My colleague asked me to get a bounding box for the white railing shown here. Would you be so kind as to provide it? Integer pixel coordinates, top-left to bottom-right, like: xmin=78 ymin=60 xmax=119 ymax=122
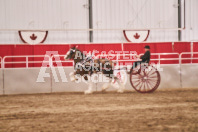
xmin=1 ymin=52 xmax=198 ymax=68
xmin=178 ymin=52 xmax=198 ymax=88
xmin=179 ymin=52 xmax=198 ymax=64
xmin=139 ymin=53 xmax=180 ymax=64
xmin=51 ymin=55 xmax=74 ymax=66
xmin=3 ymin=55 xmax=51 ymax=68
xmin=96 ymin=53 xmax=180 ymax=65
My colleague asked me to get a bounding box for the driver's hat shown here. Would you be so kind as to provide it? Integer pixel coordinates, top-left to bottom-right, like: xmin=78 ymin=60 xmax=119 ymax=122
xmin=144 ymin=45 xmax=150 ymax=49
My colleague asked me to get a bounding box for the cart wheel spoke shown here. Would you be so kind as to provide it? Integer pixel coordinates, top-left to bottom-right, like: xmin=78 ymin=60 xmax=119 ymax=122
xmin=130 ymin=65 xmax=160 ymax=93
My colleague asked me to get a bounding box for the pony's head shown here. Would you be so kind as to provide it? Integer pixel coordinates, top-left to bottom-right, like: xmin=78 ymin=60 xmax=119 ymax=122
xmin=65 ymin=47 xmax=77 ymax=60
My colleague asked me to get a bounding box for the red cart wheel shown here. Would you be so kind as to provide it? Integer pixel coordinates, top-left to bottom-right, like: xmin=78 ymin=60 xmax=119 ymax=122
xmin=130 ymin=65 xmax=161 ymax=93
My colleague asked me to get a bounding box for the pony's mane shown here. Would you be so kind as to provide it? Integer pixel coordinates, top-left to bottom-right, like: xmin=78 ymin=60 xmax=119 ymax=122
xmin=72 ymin=47 xmax=86 ymax=61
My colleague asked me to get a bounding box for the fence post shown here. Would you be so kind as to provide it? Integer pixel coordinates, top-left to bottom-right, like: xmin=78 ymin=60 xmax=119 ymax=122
xmin=179 ymin=53 xmax=182 ymax=88
xmin=121 ymin=43 xmax=124 ymax=52
xmin=172 ymin=42 xmax=174 ymax=51
xmin=1 ymin=57 xmax=5 ymax=95
xmin=26 ymin=57 xmax=28 ymax=68
xmin=2 ymin=57 xmax=5 ymax=69
xmin=191 ymin=42 xmax=193 ymax=63
xmin=50 ymin=56 xmax=53 ymax=67
xmin=116 ymin=54 xmax=119 ymax=66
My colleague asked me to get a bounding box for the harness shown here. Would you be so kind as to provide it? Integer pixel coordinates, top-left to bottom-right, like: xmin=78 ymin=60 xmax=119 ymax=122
xmin=75 ymin=51 xmax=95 ymax=72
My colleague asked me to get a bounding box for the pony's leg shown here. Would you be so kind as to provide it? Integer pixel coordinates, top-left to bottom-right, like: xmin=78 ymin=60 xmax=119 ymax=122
xmin=101 ymin=78 xmax=112 ymax=92
xmin=114 ymin=77 xmax=125 ymax=93
xmin=69 ymin=71 xmax=76 ymax=82
xmin=84 ymin=74 xmax=95 ymax=94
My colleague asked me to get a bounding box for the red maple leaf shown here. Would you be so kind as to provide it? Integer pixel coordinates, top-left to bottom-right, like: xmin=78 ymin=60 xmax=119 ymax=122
xmin=134 ymin=33 xmax=140 ymax=39
xmin=30 ymin=34 xmax=37 ymax=40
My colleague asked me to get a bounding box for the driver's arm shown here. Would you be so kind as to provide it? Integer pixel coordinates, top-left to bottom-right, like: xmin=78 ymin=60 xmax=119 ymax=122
xmin=140 ymin=51 xmax=150 ymax=62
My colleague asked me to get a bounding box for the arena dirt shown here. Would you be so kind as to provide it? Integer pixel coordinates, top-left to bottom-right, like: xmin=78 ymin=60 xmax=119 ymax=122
xmin=0 ymin=88 xmax=198 ymax=132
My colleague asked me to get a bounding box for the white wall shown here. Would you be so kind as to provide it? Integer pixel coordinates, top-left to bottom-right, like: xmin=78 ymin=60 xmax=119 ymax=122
xmin=181 ymin=64 xmax=198 ymax=88
xmin=0 ymin=0 xmax=89 ymax=43
xmin=92 ymin=0 xmax=179 ymax=42
xmin=1 ymin=64 xmax=198 ymax=95
xmin=3 ymin=68 xmax=51 ymax=94
xmin=0 ymin=0 xmax=197 ymax=43
xmin=182 ymin=0 xmax=198 ymax=41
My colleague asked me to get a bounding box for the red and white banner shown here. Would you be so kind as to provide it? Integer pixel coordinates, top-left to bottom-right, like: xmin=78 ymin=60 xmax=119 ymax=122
xmin=123 ymin=30 xmax=150 ymax=43
xmin=19 ymin=30 xmax=48 ymax=44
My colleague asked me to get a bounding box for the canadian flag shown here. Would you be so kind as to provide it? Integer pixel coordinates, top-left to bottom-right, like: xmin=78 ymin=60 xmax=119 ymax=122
xmin=123 ymin=30 xmax=150 ymax=43
xmin=19 ymin=31 xmax=48 ymax=44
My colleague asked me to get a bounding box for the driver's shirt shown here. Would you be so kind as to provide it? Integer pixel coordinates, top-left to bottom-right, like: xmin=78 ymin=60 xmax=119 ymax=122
xmin=140 ymin=51 xmax=150 ymax=63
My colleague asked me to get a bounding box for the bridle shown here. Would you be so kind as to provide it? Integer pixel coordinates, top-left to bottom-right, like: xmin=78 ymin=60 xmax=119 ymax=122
xmin=65 ymin=48 xmax=76 ymax=59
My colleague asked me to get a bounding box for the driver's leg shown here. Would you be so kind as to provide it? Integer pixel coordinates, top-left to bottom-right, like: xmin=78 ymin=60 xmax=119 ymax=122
xmin=130 ymin=61 xmax=142 ymax=73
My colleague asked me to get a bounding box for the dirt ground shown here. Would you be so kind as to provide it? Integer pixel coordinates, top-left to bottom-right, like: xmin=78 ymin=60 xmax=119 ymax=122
xmin=0 ymin=88 xmax=198 ymax=132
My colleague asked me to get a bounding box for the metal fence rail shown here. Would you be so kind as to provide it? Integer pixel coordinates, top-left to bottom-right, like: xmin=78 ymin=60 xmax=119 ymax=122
xmin=0 ymin=57 xmax=2 ymax=68
xmin=179 ymin=52 xmax=198 ymax=64
xmin=3 ymin=55 xmax=51 ymax=68
xmin=144 ymin=53 xmax=180 ymax=64
xmin=51 ymin=55 xmax=74 ymax=67
xmin=1 ymin=52 xmax=198 ymax=69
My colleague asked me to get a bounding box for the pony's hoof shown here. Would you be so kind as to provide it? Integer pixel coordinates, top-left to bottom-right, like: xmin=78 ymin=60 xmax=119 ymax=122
xmin=101 ymin=86 xmax=107 ymax=91
xmin=101 ymin=88 xmax=106 ymax=93
xmin=70 ymin=78 xmax=75 ymax=82
xmin=69 ymin=72 xmax=76 ymax=82
xmin=117 ymin=89 xmax=124 ymax=93
xmin=84 ymin=90 xmax=93 ymax=94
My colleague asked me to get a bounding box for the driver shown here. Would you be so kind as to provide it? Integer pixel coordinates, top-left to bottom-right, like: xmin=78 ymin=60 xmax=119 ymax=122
xmin=131 ymin=45 xmax=151 ymax=71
